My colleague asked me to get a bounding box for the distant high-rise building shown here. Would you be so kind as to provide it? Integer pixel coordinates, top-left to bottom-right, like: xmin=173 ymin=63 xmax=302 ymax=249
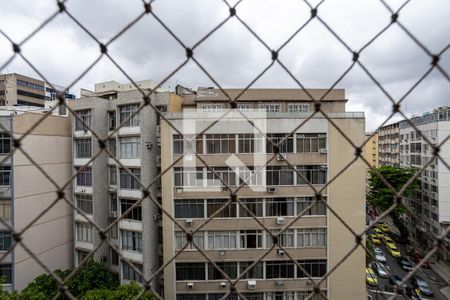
xmin=399 ymin=106 xmax=450 ymax=260
xmin=364 ymin=132 xmax=379 ymax=168
xmin=0 ymin=107 xmax=73 ymax=291
xmin=71 ymin=80 xmax=183 ymax=292
xmin=161 ymin=87 xmax=366 ymax=299
xmin=378 ymin=122 xmax=400 ymax=167
xmin=0 ymin=73 xmax=75 ymax=107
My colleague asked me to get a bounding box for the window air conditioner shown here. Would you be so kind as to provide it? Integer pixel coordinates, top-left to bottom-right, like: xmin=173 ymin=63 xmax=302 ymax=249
xmin=109 ymin=211 xmax=118 ymax=219
xmin=277 ymin=249 xmax=285 ymax=256
xmin=220 ymin=282 xmax=227 ymax=288
xmin=276 ymin=217 xmax=285 ymax=225
xmin=319 ymin=148 xmax=327 ymax=154
xmin=276 ymin=153 xmax=286 ymax=161
xmin=276 ymin=280 xmax=284 ymax=286
xmin=267 ymin=187 xmax=277 ymax=193
xmin=247 ymin=280 xmax=256 ymax=289
xmin=187 ymin=282 xmax=194 ymax=288
xmin=186 ymin=218 xmax=193 ymax=225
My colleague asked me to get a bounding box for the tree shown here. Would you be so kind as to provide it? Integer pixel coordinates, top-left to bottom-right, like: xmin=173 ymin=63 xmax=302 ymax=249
xmin=367 ymin=166 xmax=419 ymax=244
xmin=82 ymin=282 xmax=157 ymax=300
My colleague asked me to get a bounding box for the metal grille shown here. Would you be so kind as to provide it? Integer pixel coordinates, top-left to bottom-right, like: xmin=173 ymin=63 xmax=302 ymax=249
xmin=0 ymin=0 xmax=449 ymax=299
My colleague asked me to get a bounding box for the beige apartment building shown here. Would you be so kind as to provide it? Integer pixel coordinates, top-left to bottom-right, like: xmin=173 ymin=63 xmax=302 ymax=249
xmin=161 ymin=87 xmax=366 ymax=299
xmin=378 ymin=122 xmax=400 ymax=167
xmin=364 ymin=132 xmax=379 ymax=168
xmin=0 ymin=108 xmax=73 ymax=291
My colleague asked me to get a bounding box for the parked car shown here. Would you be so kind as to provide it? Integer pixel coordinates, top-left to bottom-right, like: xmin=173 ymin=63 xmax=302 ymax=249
xmin=378 ymin=223 xmax=390 ymax=233
xmin=370 ymin=234 xmax=381 ymax=245
xmin=382 ymin=235 xmax=394 ymax=244
xmin=407 ymin=249 xmax=431 ymax=269
xmin=386 ymin=243 xmax=401 ymax=257
xmin=373 ymin=228 xmax=384 ymax=238
xmin=372 ymin=262 xmax=388 ymax=278
xmin=410 ymin=275 xmax=433 ymax=296
xmin=374 ymin=247 xmax=386 ymax=263
xmin=366 ymin=267 xmax=378 ymax=286
xmin=389 ymin=275 xmax=407 ymax=288
xmin=396 ymin=256 xmax=413 ymax=271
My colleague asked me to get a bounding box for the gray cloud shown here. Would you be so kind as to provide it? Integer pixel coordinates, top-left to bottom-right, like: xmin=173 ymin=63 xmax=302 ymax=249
xmin=0 ymin=0 xmax=448 ymax=132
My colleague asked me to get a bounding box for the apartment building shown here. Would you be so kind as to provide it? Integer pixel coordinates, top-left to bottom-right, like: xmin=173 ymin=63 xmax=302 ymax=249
xmin=0 ymin=73 xmax=75 ymax=107
xmin=161 ymin=87 xmax=366 ymax=299
xmin=0 ymin=108 xmax=73 ymax=291
xmin=399 ymin=107 xmax=450 ymax=260
xmin=363 ymin=132 xmax=379 ymax=168
xmin=72 ymin=80 xmax=182 ymax=291
xmin=378 ymin=122 xmax=400 ymax=167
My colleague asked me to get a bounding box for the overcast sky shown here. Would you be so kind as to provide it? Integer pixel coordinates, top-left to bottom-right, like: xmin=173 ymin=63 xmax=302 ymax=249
xmin=0 ymin=0 xmax=449 ymax=131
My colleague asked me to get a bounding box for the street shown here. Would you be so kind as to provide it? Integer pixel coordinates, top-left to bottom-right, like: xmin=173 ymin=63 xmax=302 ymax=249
xmin=367 ymin=237 xmax=448 ymax=299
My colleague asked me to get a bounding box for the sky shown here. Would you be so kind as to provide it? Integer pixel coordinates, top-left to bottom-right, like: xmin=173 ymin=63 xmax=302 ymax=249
xmin=0 ymin=0 xmax=449 ymax=131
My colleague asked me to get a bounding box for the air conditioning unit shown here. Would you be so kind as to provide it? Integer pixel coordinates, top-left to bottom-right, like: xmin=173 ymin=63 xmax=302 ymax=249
xmin=247 ymin=280 xmax=256 ymax=289
xmin=276 ymin=217 xmax=285 ymax=225
xmin=156 ymin=186 xmax=162 ymax=193
xmin=267 ymin=186 xmax=277 ymax=193
xmin=110 ymin=187 xmax=117 ymax=192
xmin=220 ymin=282 xmax=227 ymax=288
xmin=276 ymin=280 xmax=284 ymax=286
xmin=176 ymin=188 xmax=183 ymax=194
xmin=319 ymin=148 xmax=327 ymax=154
xmin=109 ymin=211 xmax=118 ymax=219
xmin=186 ymin=218 xmax=193 ymax=225
xmin=276 ymin=153 xmax=286 ymax=161
xmin=277 ymin=249 xmax=285 ymax=256
xmin=187 ymin=282 xmax=194 ymax=289
xmin=153 ymin=213 xmax=161 ymax=221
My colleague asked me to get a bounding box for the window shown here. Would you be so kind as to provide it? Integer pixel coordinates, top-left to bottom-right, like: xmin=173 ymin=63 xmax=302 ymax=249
xmin=297 ymin=291 xmax=327 ymax=300
xmin=176 ymin=262 xmax=206 ymax=280
xmin=76 ymin=250 xmax=91 ymax=266
xmin=0 ymin=133 xmax=11 ymax=154
xmin=119 ymin=104 xmax=140 ymax=127
xmin=259 ymin=104 xmax=281 ymax=113
xmin=121 ymin=199 xmax=142 ymax=221
xmin=75 ymin=109 xmax=91 ymax=131
xmin=267 ymin=292 xmax=296 ymax=300
xmin=207 ymin=167 xmax=236 ymax=186
xmin=16 ymin=79 xmax=44 ymax=91
xmin=156 ymin=105 xmax=167 ymax=125
xmin=297 ymin=260 xmax=327 ymax=278
xmin=240 ymin=230 xmax=263 ymax=249
xmin=119 ymin=136 xmax=140 ymax=159
xmin=173 ymin=135 xmax=203 ymax=155
xmin=266 ymin=198 xmax=294 ymax=216
xmin=200 ymin=104 xmax=222 ymax=112
xmin=208 ymin=262 xmax=237 ymax=280
xmin=110 ymin=193 xmax=117 ymax=212
xmin=237 ymin=103 xmax=253 ymax=111
xmin=267 ymin=229 xmax=294 ymax=248
xmin=109 ymin=166 xmax=117 ymax=185
xmin=108 ymin=139 xmax=116 ymax=157
xmin=238 ymin=134 xmax=263 ymax=153
xmin=0 ymin=264 xmax=12 ymax=284
xmin=175 ymin=199 xmax=204 ymax=218
xmin=205 ymin=134 xmax=235 ymax=154
xmin=110 ymin=247 xmax=119 ymax=265
xmin=297 ymin=165 xmax=327 ymax=185
xmin=108 ymin=111 xmax=116 ymax=131
xmin=207 ymin=199 xmax=236 ymax=218
xmin=74 ymin=138 xmax=92 ymax=158
xmin=239 ymin=199 xmax=263 ymax=217
xmin=177 ymin=295 xmax=206 ymax=300
xmin=76 ymin=166 xmax=92 ymax=186
xmin=297 ymin=134 xmax=326 ymax=153
xmin=175 ymin=231 xmax=204 ymax=250
xmin=119 ymin=168 xmax=141 ymax=190
xmin=0 ymin=166 xmax=11 ymax=186
xmin=122 ymin=261 xmax=143 ymax=283
xmin=288 ymin=104 xmax=309 ymax=112
xmin=297 ymin=197 xmax=326 ymax=215
xmin=266 ymin=166 xmax=294 ymax=186
xmin=207 ymin=231 xmax=237 ymax=249
xmin=297 ymin=229 xmax=327 ymax=247
xmin=0 ymin=200 xmax=11 ymax=221
xmin=239 ymin=262 xmax=263 ymax=279
xmin=266 ymin=134 xmax=294 ymax=153
xmin=0 ymin=232 xmax=12 ymax=251
xmin=173 ymin=134 xmax=184 ymax=155
xmin=76 ymin=222 xmax=93 ymax=242
xmin=109 ymin=221 xmax=118 ymax=239
xmin=266 ymin=261 xmax=295 ymax=279
xmin=239 ymin=166 xmax=263 ymax=187
xmin=174 ymin=167 xmax=203 ymax=187
xmin=121 ymin=230 xmax=143 ymax=252
xmin=75 ymin=194 xmax=93 ymax=214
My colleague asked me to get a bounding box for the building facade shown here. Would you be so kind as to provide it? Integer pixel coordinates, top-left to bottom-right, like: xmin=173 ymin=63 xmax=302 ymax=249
xmin=161 ymin=88 xmax=366 ymax=299
xmin=72 ymin=80 xmax=182 ymax=292
xmin=378 ymin=122 xmax=400 ymax=167
xmin=364 ymin=132 xmax=379 ymax=168
xmin=399 ymin=107 xmax=450 ymax=259
xmin=0 ymin=109 xmax=73 ymax=291
xmin=0 ymin=73 xmax=75 ymax=107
